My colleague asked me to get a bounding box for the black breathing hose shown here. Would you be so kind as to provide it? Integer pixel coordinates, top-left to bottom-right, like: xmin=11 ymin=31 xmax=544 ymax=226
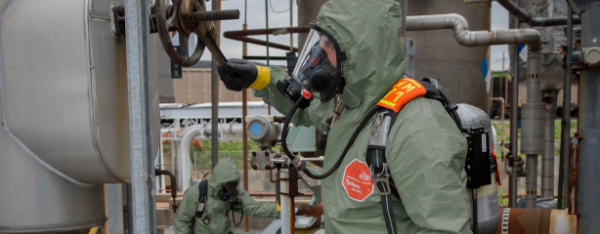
xmin=281 ymin=97 xmax=381 ymax=180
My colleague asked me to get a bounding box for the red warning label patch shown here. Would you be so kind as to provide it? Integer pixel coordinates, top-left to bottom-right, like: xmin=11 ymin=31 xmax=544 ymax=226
xmin=342 ymin=159 xmax=374 ymax=202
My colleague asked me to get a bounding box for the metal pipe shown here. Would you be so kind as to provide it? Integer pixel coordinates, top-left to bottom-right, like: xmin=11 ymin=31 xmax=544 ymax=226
xmin=525 ymin=154 xmax=538 ymax=209
xmin=405 ymin=14 xmax=541 ymax=51
xmin=243 ymin=17 xmax=250 ymax=233
xmin=522 ymin=54 xmax=544 ymax=209
xmin=496 ymin=0 xmax=581 ymax=26
xmin=577 ymin=2 xmax=600 ymax=233
xmin=211 ymin=0 xmax=220 ymax=170
xmin=542 ymin=90 xmax=558 ymax=198
xmin=249 ymin=192 xmax=314 ymax=197
xmin=400 ymin=0 xmax=407 ymax=36
xmin=154 ymin=169 xmax=178 ymax=213
xmin=265 ymin=0 xmax=269 ymax=66
xmin=510 ymin=2 xmax=520 ymax=207
xmin=189 ymin=9 xmax=240 ymax=22
xmin=557 ymin=2 xmax=574 ymax=210
xmin=280 ymin=170 xmax=291 ymax=234
xmin=496 ymin=208 xmax=577 ymax=233
xmin=223 ymin=26 xmax=310 ymax=52
xmin=124 ymin=0 xmax=156 ymax=232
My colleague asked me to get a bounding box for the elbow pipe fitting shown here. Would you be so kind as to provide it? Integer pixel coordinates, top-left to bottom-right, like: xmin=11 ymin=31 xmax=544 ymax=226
xmin=155 ymin=169 xmax=179 ymax=213
xmin=406 ymin=14 xmax=541 ymax=52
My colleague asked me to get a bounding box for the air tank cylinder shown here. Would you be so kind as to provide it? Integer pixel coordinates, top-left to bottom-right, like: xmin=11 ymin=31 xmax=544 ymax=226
xmin=457 ymin=104 xmax=500 ymax=234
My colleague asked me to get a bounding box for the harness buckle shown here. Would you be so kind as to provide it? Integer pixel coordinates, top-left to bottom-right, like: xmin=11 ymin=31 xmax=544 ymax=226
xmin=370 ymin=163 xmax=392 ymax=196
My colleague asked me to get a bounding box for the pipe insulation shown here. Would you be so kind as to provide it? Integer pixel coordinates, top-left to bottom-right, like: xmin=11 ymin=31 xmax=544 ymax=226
xmin=405 ymin=14 xmax=541 ymax=51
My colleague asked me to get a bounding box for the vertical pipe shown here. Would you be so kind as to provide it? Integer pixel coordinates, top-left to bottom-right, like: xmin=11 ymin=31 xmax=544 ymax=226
xmin=557 ymin=2 xmax=573 ymax=210
xmin=124 ymin=0 xmax=156 ymax=232
xmin=510 ymin=0 xmax=520 ymax=207
xmin=242 ymin=5 xmax=250 ymax=230
xmin=290 ymin=0 xmax=293 ymax=52
xmin=542 ymin=90 xmax=558 ymax=198
xmin=265 ymin=0 xmax=270 ymax=66
xmin=577 ymin=2 xmax=600 ymax=233
xmin=401 ymin=0 xmax=407 ymax=37
xmin=211 ymin=0 xmax=220 ymax=169
xmin=525 ymin=154 xmax=537 ymax=208
xmin=522 ymin=55 xmax=544 ymax=209
xmin=280 ymin=170 xmax=291 ymax=234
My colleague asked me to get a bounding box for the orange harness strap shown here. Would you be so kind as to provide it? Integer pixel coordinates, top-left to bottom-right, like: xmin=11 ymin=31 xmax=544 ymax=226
xmin=377 ymin=78 xmax=427 ymax=113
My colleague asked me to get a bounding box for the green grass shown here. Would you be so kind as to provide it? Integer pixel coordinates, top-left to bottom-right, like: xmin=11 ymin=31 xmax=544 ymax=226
xmin=186 ymin=139 xmax=282 ymax=170
xmin=491 ymin=120 xmax=578 ymax=156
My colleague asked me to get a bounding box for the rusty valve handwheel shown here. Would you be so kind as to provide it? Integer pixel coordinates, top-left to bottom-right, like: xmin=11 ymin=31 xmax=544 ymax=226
xmin=155 ymin=0 xmax=213 ymax=67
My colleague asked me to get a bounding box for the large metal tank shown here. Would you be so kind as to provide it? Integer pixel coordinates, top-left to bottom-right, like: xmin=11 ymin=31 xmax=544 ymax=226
xmin=0 ymin=0 xmax=161 ymax=231
xmin=299 ymin=0 xmax=491 ymax=110
xmin=510 ymin=0 xmax=568 ymax=90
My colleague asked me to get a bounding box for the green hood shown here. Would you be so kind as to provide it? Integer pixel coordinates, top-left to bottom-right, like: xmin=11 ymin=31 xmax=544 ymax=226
xmin=208 ymin=158 xmax=240 ymax=198
xmin=316 ymin=0 xmax=406 ymax=110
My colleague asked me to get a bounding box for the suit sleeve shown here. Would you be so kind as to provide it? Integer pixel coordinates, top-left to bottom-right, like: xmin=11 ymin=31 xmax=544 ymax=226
xmin=232 ymin=188 xmax=280 ymax=218
xmin=174 ymin=186 xmax=198 ymax=234
xmin=252 ymin=66 xmax=336 ymax=132
xmin=386 ymin=98 xmax=472 ymax=234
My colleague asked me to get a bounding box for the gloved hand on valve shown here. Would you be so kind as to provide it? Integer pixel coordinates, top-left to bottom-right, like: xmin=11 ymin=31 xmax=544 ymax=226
xmin=217 ymin=58 xmax=270 ymax=91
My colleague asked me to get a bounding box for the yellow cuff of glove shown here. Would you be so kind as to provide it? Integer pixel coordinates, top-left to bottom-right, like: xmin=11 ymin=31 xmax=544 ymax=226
xmin=249 ymin=66 xmax=270 ymax=91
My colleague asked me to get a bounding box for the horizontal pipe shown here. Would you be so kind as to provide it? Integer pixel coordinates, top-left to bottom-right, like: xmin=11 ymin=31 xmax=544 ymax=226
xmin=223 ymin=26 xmax=309 ymax=52
xmin=189 ymin=9 xmax=240 ymax=22
xmin=405 ymin=14 xmax=541 ymax=51
xmin=243 ymin=56 xmax=288 ymax=60
xmin=249 ymin=192 xmax=314 ymax=197
xmin=496 ymin=0 xmax=581 ymax=26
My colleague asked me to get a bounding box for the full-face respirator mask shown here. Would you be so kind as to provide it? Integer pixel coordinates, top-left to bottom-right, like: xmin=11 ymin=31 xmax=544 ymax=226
xmin=276 ymin=23 xmax=345 ymax=110
xmin=219 ymin=180 xmax=244 ymax=227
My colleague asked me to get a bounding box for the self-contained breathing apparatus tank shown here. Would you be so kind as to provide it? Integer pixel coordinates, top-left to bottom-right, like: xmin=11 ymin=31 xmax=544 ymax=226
xmin=456 ymin=103 xmax=500 ymax=234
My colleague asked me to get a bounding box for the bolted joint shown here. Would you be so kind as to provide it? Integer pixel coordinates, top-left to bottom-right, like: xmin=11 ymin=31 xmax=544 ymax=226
xmin=291 ymin=157 xmax=306 ymax=171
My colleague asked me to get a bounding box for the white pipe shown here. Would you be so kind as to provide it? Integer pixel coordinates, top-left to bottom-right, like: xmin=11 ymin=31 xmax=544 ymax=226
xmin=177 ymin=126 xmax=202 ymax=191
xmin=406 ymin=13 xmax=541 ymax=51
xmin=280 ymin=170 xmax=291 ymax=234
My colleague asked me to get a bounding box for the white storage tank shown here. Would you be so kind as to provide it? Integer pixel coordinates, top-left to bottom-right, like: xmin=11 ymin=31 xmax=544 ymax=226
xmin=0 ymin=0 xmax=162 ymax=231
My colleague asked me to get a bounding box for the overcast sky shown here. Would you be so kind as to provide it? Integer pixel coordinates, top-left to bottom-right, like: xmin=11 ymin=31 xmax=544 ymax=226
xmin=188 ymin=1 xmax=510 ymax=71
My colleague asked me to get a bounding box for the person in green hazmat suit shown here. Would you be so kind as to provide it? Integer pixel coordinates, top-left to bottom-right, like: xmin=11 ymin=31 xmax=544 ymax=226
xmin=174 ymin=158 xmax=279 ymax=234
xmin=217 ymin=0 xmax=472 ymax=233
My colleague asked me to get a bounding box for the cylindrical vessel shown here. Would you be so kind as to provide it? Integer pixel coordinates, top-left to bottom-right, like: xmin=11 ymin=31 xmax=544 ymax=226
xmin=457 ymin=104 xmax=500 ymax=234
xmin=520 ymin=102 xmax=545 ymax=155
xmin=0 ymin=0 xmax=161 ymax=231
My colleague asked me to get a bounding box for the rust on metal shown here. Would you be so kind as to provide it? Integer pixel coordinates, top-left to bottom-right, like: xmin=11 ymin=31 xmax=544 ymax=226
xmin=223 ymin=26 xmax=310 ymax=52
xmin=549 ymin=209 xmax=578 ymax=234
xmin=155 ymin=169 xmax=179 ymax=213
xmin=496 ymin=208 xmax=551 ymax=234
xmin=568 ymin=133 xmax=582 ymax=215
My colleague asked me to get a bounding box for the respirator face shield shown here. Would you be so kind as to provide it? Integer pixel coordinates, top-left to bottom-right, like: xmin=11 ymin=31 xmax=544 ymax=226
xmin=219 ymin=181 xmax=240 ymax=201
xmin=292 ymin=24 xmax=344 ymax=103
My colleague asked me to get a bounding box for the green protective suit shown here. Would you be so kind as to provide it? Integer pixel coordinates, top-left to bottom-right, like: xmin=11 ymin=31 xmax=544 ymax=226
xmin=252 ymin=0 xmax=472 ymax=233
xmin=174 ymin=158 xmax=279 ymax=234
